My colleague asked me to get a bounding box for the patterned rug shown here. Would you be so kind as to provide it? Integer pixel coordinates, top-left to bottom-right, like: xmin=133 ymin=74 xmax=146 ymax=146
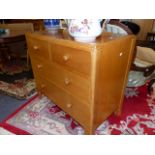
xmin=0 ymin=57 xmax=36 ymax=99
xmin=1 ymin=83 xmax=155 ymax=135
xmin=0 ymin=79 xmax=36 ymax=99
xmin=0 ymin=127 xmax=14 ymax=135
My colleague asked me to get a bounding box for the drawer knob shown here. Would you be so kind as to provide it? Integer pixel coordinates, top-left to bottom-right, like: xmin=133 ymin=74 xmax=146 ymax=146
xmin=119 ymin=52 xmax=123 ymax=57
xmin=66 ymin=103 xmax=72 ymax=108
xmin=63 ymin=54 xmax=70 ymax=61
xmin=33 ymin=45 xmax=39 ymax=50
xmin=64 ymin=78 xmax=71 ymax=85
xmin=37 ymin=64 xmax=43 ymax=69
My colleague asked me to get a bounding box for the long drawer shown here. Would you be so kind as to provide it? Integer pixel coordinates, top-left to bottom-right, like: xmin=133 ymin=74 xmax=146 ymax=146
xmin=30 ymin=57 xmax=91 ymax=103
xmin=27 ymin=37 xmax=50 ymax=60
xmin=50 ymin=43 xmax=91 ymax=76
xmin=35 ymin=76 xmax=91 ymax=127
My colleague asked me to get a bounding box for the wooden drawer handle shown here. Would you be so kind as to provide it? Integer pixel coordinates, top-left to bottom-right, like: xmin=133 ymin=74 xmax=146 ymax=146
xmin=37 ymin=64 xmax=43 ymax=69
xmin=66 ymin=103 xmax=72 ymax=108
xmin=33 ymin=45 xmax=39 ymax=50
xmin=119 ymin=52 xmax=123 ymax=57
xmin=63 ymin=54 xmax=70 ymax=62
xmin=64 ymin=78 xmax=71 ymax=85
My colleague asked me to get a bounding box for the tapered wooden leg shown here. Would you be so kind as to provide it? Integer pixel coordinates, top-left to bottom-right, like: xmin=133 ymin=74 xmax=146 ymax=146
xmin=37 ymin=91 xmax=43 ymax=98
xmin=84 ymin=126 xmax=95 ymax=135
xmin=114 ymin=108 xmax=122 ymax=116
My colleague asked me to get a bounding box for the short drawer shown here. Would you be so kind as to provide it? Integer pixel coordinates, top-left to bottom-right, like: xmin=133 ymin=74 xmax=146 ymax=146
xmin=35 ymin=77 xmax=91 ymax=127
xmin=31 ymin=57 xmax=90 ymax=103
xmin=50 ymin=44 xmax=91 ymax=76
xmin=27 ymin=38 xmax=50 ymax=59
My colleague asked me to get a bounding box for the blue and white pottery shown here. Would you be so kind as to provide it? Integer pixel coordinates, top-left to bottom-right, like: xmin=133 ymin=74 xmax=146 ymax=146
xmin=44 ymin=19 xmax=60 ymax=33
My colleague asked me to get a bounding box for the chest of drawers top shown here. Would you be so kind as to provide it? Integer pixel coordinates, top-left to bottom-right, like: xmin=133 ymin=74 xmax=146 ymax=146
xmin=26 ymin=29 xmax=128 ymax=48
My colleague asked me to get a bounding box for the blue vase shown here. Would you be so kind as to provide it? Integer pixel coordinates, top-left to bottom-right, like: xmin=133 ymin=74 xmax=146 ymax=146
xmin=44 ymin=19 xmax=60 ymax=29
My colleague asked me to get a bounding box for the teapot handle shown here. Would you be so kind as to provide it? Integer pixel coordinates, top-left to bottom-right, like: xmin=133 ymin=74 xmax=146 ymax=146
xmin=101 ymin=19 xmax=110 ymax=29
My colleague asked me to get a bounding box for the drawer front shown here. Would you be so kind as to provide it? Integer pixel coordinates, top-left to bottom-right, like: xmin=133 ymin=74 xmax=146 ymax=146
xmin=35 ymin=77 xmax=91 ymax=127
xmin=51 ymin=44 xmax=91 ymax=76
xmin=30 ymin=57 xmax=90 ymax=103
xmin=27 ymin=38 xmax=50 ymax=59
xmin=30 ymin=56 xmax=44 ymax=79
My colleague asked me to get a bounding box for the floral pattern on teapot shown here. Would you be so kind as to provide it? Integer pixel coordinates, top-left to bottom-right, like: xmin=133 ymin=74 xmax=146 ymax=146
xmin=70 ymin=19 xmax=93 ymax=34
xmin=68 ymin=19 xmax=103 ymax=42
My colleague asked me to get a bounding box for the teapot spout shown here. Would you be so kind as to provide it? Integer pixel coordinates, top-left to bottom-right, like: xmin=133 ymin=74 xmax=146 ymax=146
xmin=64 ymin=19 xmax=72 ymax=28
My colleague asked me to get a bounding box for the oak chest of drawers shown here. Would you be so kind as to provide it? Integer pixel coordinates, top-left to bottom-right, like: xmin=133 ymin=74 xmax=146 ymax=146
xmin=26 ymin=30 xmax=136 ymax=134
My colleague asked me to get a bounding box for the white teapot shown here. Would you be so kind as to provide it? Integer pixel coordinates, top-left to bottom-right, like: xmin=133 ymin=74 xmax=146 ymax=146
xmin=67 ymin=19 xmax=103 ymax=43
